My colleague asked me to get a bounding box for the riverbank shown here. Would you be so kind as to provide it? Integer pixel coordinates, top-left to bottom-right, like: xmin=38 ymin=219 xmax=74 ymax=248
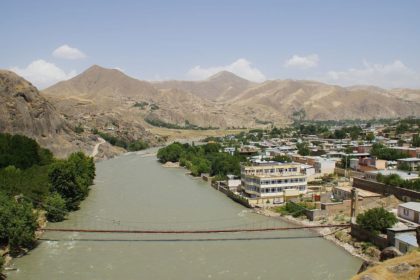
xmin=254 ymin=208 xmax=378 ymax=262
xmin=159 ymin=159 xmax=375 ymax=263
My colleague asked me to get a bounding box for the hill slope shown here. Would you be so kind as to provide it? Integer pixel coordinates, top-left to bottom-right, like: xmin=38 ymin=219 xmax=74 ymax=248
xmin=154 ymin=71 xmax=255 ymax=101
xmin=0 ymin=70 xmax=94 ymax=157
xmin=43 ymin=65 xmax=420 ymax=132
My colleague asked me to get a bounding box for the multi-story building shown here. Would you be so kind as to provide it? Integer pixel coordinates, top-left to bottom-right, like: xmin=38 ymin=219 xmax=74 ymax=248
xmin=241 ymin=162 xmax=307 ymax=204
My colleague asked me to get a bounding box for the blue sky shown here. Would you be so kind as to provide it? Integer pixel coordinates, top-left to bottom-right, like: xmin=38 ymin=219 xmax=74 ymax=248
xmin=1 ymin=0 xmax=419 ymax=89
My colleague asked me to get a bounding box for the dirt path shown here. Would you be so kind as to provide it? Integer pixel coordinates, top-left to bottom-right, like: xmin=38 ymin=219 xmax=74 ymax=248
xmin=91 ymin=137 xmax=106 ymax=157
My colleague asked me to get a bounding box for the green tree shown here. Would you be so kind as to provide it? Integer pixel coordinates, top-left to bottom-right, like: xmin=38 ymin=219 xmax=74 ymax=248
xmin=49 ymin=152 xmax=95 ymax=210
xmin=44 ymin=192 xmax=68 ymax=222
xmin=356 ymin=207 xmax=398 ymax=234
xmin=396 ymin=123 xmax=409 ymax=134
xmin=0 ymin=133 xmax=41 ymax=169
xmin=412 ymin=134 xmax=420 ymax=148
xmin=0 ymin=192 xmax=37 ymax=256
xmin=333 ymin=129 xmax=347 ymax=139
xmin=296 ymin=142 xmax=310 ymax=156
xmin=365 ymin=132 xmax=375 ymax=142
xmin=128 ymin=140 xmax=149 ymax=151
xmin=157 ymin=142 xmax=184 ymax=163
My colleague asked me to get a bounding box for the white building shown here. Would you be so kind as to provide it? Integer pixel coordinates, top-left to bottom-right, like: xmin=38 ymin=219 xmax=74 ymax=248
xmin=398 ymin=202 xmax=420 ymax=224
xmin=241 ymin=162 xmax=307 ymax=204
xmin=395 ymin=233 xmax=419 ymax=253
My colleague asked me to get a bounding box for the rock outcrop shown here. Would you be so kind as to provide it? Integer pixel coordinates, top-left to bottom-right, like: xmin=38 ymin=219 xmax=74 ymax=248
xmin=0 ymin=70 xmax=94 ymax=158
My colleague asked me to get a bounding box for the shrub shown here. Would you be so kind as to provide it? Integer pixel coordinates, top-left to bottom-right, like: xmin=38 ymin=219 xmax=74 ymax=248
xmin=356 ymin=207 xmax=398 ymax=234
xmin=44 ymin=193 xmax=68 ymax=222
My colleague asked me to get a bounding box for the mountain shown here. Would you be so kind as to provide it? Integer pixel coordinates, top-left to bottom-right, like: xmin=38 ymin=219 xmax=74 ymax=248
xmin=43 ymin=66 xmax=249 ymax=142
xmin=154 ymin=71 xmax=255 ymax=101
xmin=0 ymin=70 xmax=95 ymax=157
xmin=46 ymin=65 xmax=158 ymax=99
xmin=43 ymin=65 xmax=420 ymax=133
xmin=228 ymin=79 xmax=420 ymax=120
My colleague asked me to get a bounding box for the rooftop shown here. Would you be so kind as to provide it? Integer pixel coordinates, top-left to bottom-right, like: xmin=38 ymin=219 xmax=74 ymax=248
xmin=398 ymin=158 xmax=420 ymax=162
xmin=399 ymin=202 xmax=420 ymax=212
xmin=395 ymin=233 xmax=419 ymax=247
xmin=367 ymin=169 xmax=419 ymax=180
xmin=334 ymin=186 xmax=381 ymax=198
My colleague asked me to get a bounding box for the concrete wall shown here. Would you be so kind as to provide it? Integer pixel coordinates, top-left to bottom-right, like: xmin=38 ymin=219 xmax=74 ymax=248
xmin=304 ymin=209 xmax=328 ymax=221
xmin=353 ymin=177 xmax=420 ymax=201
xmin=321 ymin=200 xmax=352 ymax=216
xmin=350 ymin=224 xmax=389 ymax=249
xmin=334 ymin=167 xmax=365 ymax=178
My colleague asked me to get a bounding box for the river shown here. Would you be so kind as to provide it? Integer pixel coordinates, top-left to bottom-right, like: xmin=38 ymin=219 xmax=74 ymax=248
xmin=7 ymin=150 xmax=362 ymax=279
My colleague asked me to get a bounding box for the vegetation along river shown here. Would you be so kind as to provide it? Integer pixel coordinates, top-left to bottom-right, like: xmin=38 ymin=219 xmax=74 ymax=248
xmin=7 ymin=150 xmax=362 ymax=279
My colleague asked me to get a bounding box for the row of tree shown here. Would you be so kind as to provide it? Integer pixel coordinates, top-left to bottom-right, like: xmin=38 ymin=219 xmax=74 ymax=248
xmin=376 ymin=173 xmax=420 ymax=192
xmin=370 ymin=143 xmax=409 ymax=161
xmin=157 ymin=142 xmax=246 ymax=178
xmin=0 ymin=133 xmax=96 ymax=256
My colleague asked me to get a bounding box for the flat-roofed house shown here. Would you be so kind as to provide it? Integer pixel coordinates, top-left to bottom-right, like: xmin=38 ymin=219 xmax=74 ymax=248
xmin=397 ymin=158 xmax=420 ymax=171
xmin=398 ymin=202 xmax=420 ymax=224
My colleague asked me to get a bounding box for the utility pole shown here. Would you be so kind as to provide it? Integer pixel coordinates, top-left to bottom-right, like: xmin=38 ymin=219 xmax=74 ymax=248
xmin=350 ymin=187 xmax=358 ymax=223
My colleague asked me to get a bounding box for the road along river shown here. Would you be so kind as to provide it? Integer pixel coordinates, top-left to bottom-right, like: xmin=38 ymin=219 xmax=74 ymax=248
xmin=7 ymin=150 xmax=362 ymax=280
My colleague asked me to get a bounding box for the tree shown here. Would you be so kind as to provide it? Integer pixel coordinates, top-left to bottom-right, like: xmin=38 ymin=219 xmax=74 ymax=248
xmin=396 ymin=123 xmax=409 ymax=134
xmin=399 ymin=162 xmax=412 ymax=172
xmin=128 ymin=140 xmax=149 ymax=151
xmin=333 ymin=129 xmax=347 ymax=139
xmin=365 ymin=132 xmax=375 ymax=142
xmin=296 ymin=142 xmax=310 ymax=156
xmin=0 ymin=133 xmax=41 ymax=169
xmin=48 ymin=152 xmax=95 ymax=210
xmin=0 ymin=192 xmax=37 ymax=256
xmin=412 ymin=134 xmax=420 ymax=148
xmin=44 ymin=193 xmax=68 ymax=222
xmin=157 ymin=142 xmax=184 ymax=163
xmin=356 ymin=207 xmax=398 ymax=234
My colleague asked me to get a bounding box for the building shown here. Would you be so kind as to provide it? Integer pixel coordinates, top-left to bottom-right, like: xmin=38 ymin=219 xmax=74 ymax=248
xmin=397 ymin=158 xmax=420 ymax=171
xmin=390 ymin=147 xmax=419 ymax=158
xmin=332 ymin=186 xmax=381 ymax=201
xmin=313 ymin=158 xmax=336 ymax=175
xmin=241 ymin=161 xmax=307 ymax=204
xmin=355 ymin=157 xmax=387 ymax=172
xmin=395 ymin=233 xmax=419 ymax=253
xmin=224 ymin=147 xmax=235 ymax=156
xmin=398 ymin=202 xmax=420 ymax=224
xmin=225 ymin=175 xmax=241 ymax=192
xmin=365 ymin=170 xmax=419 ymax=181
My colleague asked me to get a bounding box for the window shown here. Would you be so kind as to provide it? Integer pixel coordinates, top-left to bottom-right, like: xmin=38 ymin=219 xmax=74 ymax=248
xmin=403 ymin=208 xmax=410 ymax=216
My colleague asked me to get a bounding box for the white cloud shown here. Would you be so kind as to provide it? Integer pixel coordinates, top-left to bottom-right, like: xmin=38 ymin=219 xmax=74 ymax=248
xmin=186 ymin=58 xmax=266 ymax=82
xmin=11 ymin=59 xmax=77 ymax=89
xmin=322 ymin=60 xmax=420 ymax=88
xmin=52 ymin=44 xmax=86 ymax=60
xmin=284 ymin=54 xmax=319 ymax=69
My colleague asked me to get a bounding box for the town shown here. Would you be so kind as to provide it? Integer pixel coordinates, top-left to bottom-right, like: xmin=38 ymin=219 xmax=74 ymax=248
xmin=159 ymin=117 xmax=420 ymax=264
